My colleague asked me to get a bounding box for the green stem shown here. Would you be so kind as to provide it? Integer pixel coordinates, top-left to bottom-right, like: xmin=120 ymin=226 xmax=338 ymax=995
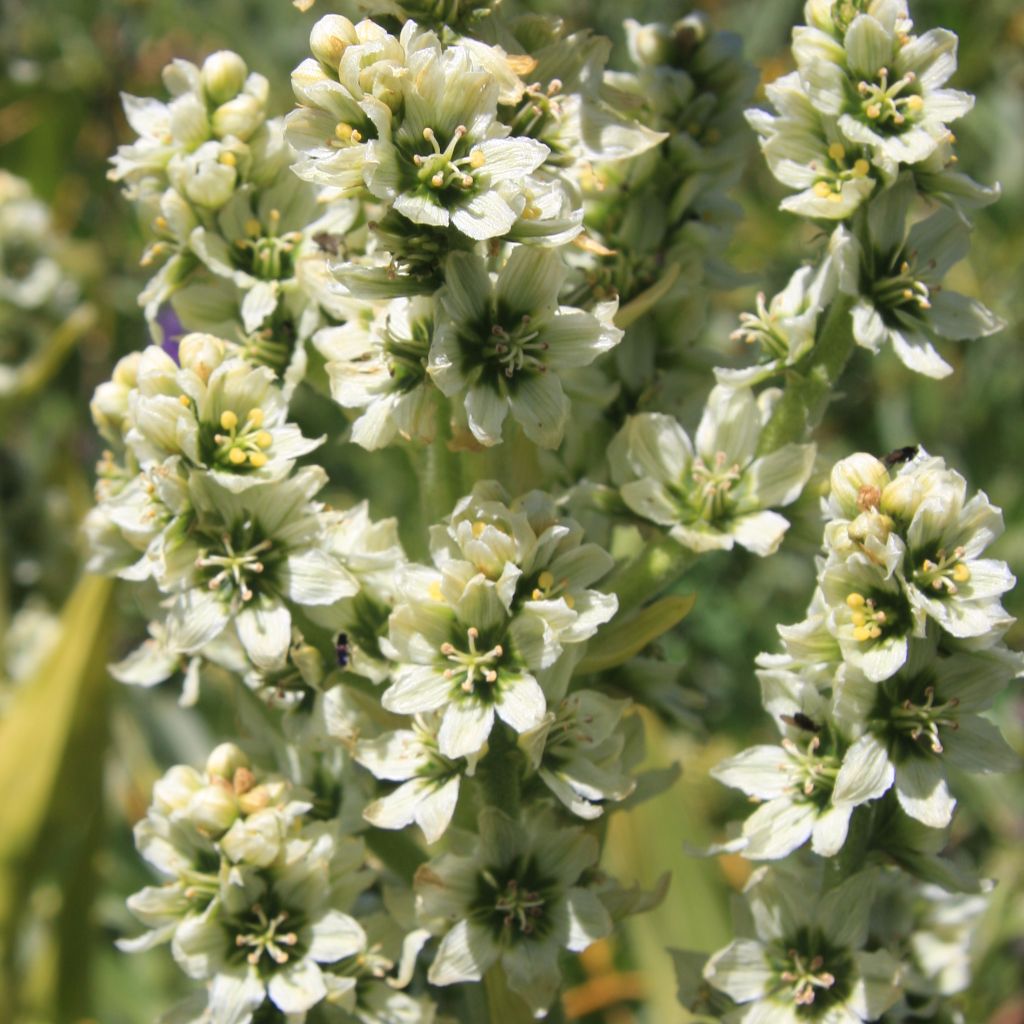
xmin=423 ymin=396 xmax=463 ymax=524
xmin=756 ymin=293 xmax=856 ymax=454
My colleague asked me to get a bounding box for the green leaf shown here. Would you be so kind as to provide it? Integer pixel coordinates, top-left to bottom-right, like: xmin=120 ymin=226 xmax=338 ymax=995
xmin=0 ymin=574 xmax=114 ymax=989
xmin=577 ymin=594 xmax=696 ymax=675
xmin=483 ymin=964 xmax=535 ymax=1024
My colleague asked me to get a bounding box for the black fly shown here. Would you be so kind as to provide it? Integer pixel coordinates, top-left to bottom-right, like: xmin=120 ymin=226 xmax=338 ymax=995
xmin=781 ymin=712 xmax=821 ymax=733
xmin=882 ymin=445 xmax=918 ymax=467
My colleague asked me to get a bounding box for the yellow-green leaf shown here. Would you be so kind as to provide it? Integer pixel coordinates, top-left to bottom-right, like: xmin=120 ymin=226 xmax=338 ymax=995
xmin=577 ymin=594 xmax=696 ymax=675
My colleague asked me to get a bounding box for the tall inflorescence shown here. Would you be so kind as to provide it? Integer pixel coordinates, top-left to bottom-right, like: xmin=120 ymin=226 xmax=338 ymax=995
xmin=670 ymin=3 xmax=1019 ymax=1023
xmin=87 ymin=0 xmax=1014 ymax=1020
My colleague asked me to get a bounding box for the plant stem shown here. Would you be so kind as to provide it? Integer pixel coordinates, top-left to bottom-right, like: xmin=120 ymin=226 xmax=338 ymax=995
xmin=476 ymin=726 xmax=522 ymax=817
xmin=757 ymin=293 xmax=856 ymax=454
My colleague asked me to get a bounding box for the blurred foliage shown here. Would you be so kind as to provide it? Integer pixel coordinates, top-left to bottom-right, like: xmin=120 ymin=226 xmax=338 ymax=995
xmin=0 ymin=0 xmax=1021 ymax=1021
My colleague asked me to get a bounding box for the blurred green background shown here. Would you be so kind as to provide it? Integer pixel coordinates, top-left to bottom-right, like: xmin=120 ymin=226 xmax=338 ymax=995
xmin=1 ymin=0 xmax=1021 ymax=1021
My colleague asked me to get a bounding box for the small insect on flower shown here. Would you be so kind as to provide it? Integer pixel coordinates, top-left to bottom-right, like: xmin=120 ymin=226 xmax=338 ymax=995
xmin=335 ymin=631 xmax=350 ymax=668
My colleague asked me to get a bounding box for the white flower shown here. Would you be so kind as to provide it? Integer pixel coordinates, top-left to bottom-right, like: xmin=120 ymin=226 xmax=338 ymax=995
xmin=355 ymin=714 xmax=464 ymax=843
xmin=171 ymin=830 xmax=367 ymax=1021
xmin=704 ymin=866 xmax=901 ymax=1023
xmin=609 ymin=386 xmax=815 ymax=555
xmin=718 ymin=260 xmax=835 ymax=386
xmin=126 ymin=344 xmax=323 ymax=491
xmin=159 ymin=466 xmax=358 ymax=671
xmin=415 ymin=807 xmax=611 ymax=1016
xmin=746 ymin=72 xmax=880 ymax=219
xmin=833 ymin=176 xmax=1003 ymax=379
xmin=288 ymin=20 xmax=550 ymax=241
xmin=110 ymin=52 xmax=269 ymax=197
xmin=315 ymin=296 xmax=438 ymax=450
xmin=381 ymin=570 xmax=548 ymax=760
xmin=428 ymin=247 xmax=622 ymax=448
xmin=518 ymin=690 xmax=637 ymax=820
xmin=832 ymin=640 xmax=1021 ymax=828
xmin=792 ymin=11 xmax=973 ymax=169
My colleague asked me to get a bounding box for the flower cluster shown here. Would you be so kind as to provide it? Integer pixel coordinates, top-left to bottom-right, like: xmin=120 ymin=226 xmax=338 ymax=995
xmin=727 ymin=2 xmax=1002 ymax=386
xmin=111 ymin=50 xmax=353 ymax=359
xmin=679 ymin=448 xmax=1019 ymax=1022
xmin=119 ymin=743 xmax=382 ymax=1021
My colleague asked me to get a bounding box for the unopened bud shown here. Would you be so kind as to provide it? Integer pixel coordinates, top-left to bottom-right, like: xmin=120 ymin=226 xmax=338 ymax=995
xmin=310 ymin=15 xmax=357 ymax=70
xmin=202 ymin=51 xmax=248 ymax=105
xmin=178 ymin=332 xmax=226 ymax=382
xmin=205 ymin=741 xmax=250 ymax=780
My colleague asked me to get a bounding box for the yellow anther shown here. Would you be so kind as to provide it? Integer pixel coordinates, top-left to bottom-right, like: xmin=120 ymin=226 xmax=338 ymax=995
xmin=220 ymin=410 xmax=239 ymax=430
xmin=853 ymin=625 xmax=873 ymax=643
xmin=531 ymin=588 xmax=544 ymax=601
xmin=470 ymin=149 xmax=486 ymax=169
xmin=430 ymin=173 xmax=444 ymax=188
xmin=538 ymin=571 xmax=555 ymax=591
xmin=428 ymin=580 xmax=444 ymax=602
xmin=154 ymin=215 xmax=169 ymax=232
xmin=827 ymin=142 xmax=846 ymax=162
xmin=906 ymin=95 xmax=924 ymax=112
xmin=952 ymin=563 xmax=971 ymax=583
xmin=335 ymin=123 xmax=354 ymax=142
xmin=472 ymin=521 xmax=487 ymax=538
xmin=851 ymin=611 xmax=866 ymax=628
xmin=827 ymin=191 xmax=843 ymax=203
xmin=813 ymin=181 xmax=833 ymax=198
xmin=228 ymin=447 xmax=247 ymax=465
xmin=846 ymin=592 xmax=866 ymax=609
xmin=866 ymin=104 xmax=881 ymax=119
xmin=852 ymin=159 xmax=870 ymax=177
xmin=564 ymin=594 xmax=575 ymax=609
xmin=179 ymin=394 xmax=191 ymax=407
xmin=247 ymin=408 xmax=264 ymax=427
xmin=244 ymin=217 xmax=262 ymax=237
xmin=249 ymin=451 xmax=268 ymax=468
xmin=255 ymin=431 xmax=273 ymax=449
xmin=219 ymin=151 xmax=237 ymax=167
xmin=869 ymin=625 xmax=882 ymax=639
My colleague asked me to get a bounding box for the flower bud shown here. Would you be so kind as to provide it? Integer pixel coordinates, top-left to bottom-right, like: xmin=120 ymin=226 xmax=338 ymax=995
xmin=205 ymin=741 xmax=250 ymax=780
xmin=201 ymin=51 xmax=248 ymax=105
xmin=187 ymin=782 xmax=239 ymax=835
xmin=881 ymin=460 xmax=962 ymax=522
xmin=212 ymin=95 xmax=264 ymax=142
xmin=625 ymin=20 xmax=672 ymax=68
xmin=91 ymin=352 xmax=142 ymax=438
xmin=310 ymin=15 xmax=357 ymax=70
xmin=178 ymin=332 xmax=227 ymax=382
xmin=172 ymin=147 xmax=237 ymax=208
xmin=829 ymin=453 xmax=890 ymax=519
xmin=152 ymin=764 xmax=203 ymax=816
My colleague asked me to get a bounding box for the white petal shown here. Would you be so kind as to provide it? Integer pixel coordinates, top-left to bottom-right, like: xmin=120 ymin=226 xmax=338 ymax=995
xmin=308 ymin=910 xmax=366 ymax=963
xmin=267 ymin=958 xmax=327 ymax=1015
xmin=494 ymin=673 xmax=547 ymax=734
xmin=427 ymin=920 xmax=500 ymax=986
xmin=437 ymin=701 xmax=495 ymax=759
xmin=895 ymin=757 xmax=955 ymax=827
xmin=236 ymin=601 xmax=291 ymax=670
xmin=833 ymin=734 xmax=895 ymax=805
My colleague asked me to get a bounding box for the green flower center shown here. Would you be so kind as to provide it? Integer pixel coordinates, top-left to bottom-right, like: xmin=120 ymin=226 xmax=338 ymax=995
xmin=844 ymin=588 xmax=911 ymax=644
xmin=475 ymin=859 xmax=554 ymax=942
xmin=689 ymin=450 xmax=742 ymax=521
xmin=384 ymin=312 xmax=432 ymax=393
xmin=911 ymin=545 xmax=971 ymax=597
xmin=196 ymin=529 xmax=275 ymax=603
xmin=871 ymin=257 xmax=932 ymax=317
xmin=488 ymin=314 xmax=549 ymax=379
xmin=781 ymin=736 xmax=840 ymax=806
xmin=855 ymin=68 xmax=923 ymax=133
xmin=233 ymin=902 xmax=301 ymax=968
xmin=233 ymin=209 xmax=302 ymax=280
xmin=770 ymin=929 xmax=852 ymax=1018
xmin=440 ymin=626 xmax=505 ymax=695
xmin=202 ymin=406 xmax=274 ymax=471
xmin=412 ymin=125 xmax=482 ymax=194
